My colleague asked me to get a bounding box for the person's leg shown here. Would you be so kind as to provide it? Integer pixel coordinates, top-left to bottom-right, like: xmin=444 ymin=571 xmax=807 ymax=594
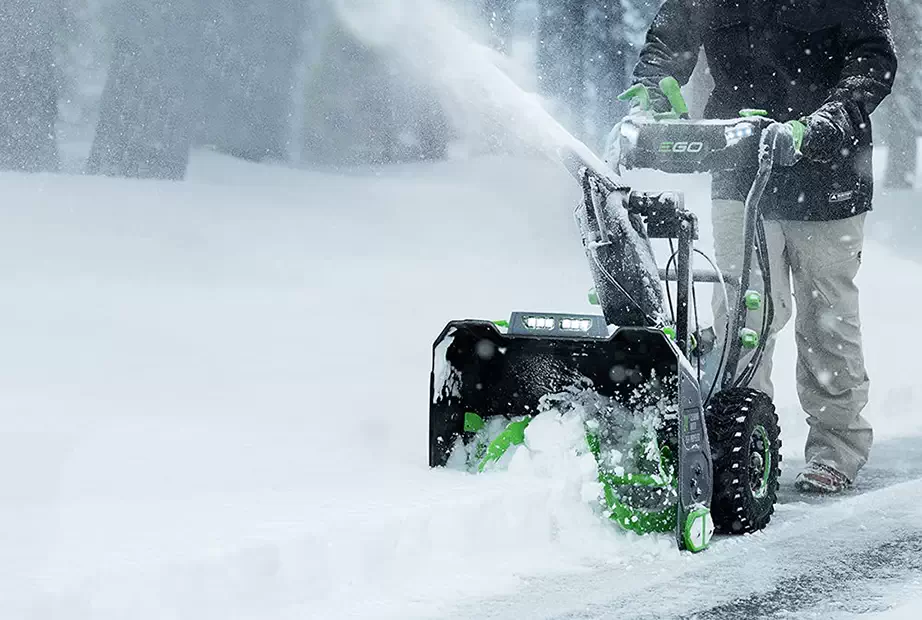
xmin=782 ymin=214 xmax=872 ymax=482
xmin=711 ymin=200 xmax=792 ymax=395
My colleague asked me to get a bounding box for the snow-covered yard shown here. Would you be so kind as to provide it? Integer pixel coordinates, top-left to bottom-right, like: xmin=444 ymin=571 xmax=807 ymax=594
xmin=2 ymin=152 xmax=921 ymax=619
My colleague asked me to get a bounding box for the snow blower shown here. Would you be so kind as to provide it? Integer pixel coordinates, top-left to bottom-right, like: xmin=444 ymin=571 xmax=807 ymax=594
xmin=429 ymin=78 xmax=783 ymax=552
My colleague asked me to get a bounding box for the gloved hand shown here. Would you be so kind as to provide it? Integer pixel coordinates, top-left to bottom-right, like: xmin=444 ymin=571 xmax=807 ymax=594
xmin=603 ymin=122 xmax=625 ymax=169
xmin=604 ymin=81 xmax=667 ymax=169
xmin=603 ymin=105 xmax=651 ymax=170
xmin=764 ymin=120 xmax=807 ymax=167
xmin=603 ymin=110 xmax=652 ymax=170
xmin=800 ymin=105 xmax=848 ymax=163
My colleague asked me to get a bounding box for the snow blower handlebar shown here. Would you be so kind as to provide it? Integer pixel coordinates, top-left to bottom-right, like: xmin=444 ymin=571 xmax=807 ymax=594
xmin=719 ymin=123 xmax=783 ymax=392
xmin=609 ymin=100 xmax=790 ymax=393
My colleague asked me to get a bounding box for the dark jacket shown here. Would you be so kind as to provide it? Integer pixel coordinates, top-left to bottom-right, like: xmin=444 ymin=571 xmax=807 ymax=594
xmin=632 ymin=0 xmax=897 ymax=221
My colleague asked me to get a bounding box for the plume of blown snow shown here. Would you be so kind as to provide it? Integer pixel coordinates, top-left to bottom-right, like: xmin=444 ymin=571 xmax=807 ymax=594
xmin=332 ymin=0 xmax=611 ymax=176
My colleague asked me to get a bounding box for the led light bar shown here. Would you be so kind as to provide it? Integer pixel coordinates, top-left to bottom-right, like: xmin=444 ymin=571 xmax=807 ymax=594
xmin=508 ymin=312 xmax=609 ymax=339
xmin=724 ymin=122 xmax=755 ymax=147
xmin=560 ymin=318 xmax=593 ymax=331
xmin=525 ymin=316 xmax=556 ymax=330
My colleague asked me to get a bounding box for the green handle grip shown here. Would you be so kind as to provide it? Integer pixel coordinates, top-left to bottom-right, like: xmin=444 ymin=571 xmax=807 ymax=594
xmin=618 ymin=83 xmax=651 ymax=112
xmin=787 ymin=119 xmax=806 ymax=153
xmin=659 ymin=77 xmax=688 ymax=118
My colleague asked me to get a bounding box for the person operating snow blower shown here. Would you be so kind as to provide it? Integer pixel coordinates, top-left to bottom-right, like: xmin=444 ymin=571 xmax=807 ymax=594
xmin=617 ymin=0 xmax=897 ymax=492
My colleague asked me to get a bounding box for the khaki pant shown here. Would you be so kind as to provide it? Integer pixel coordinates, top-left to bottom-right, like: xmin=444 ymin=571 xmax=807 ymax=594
xmin=711 ymin=200 xmax=872 ymax=480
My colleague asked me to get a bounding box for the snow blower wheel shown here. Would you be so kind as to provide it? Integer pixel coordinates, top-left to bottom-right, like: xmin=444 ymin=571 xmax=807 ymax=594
xmin=706 ymin=388 xmax=782 ymax=534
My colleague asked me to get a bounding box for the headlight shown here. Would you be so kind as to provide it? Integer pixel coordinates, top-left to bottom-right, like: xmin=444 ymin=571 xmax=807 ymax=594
xmin=725 ymin=122 xmax=755 ymax=147
xmin=525 ymin=316 xmax=555 ymax=330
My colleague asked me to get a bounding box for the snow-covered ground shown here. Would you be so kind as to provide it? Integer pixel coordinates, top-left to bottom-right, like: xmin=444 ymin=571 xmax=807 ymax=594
xmin=2 ymin=151 xmax=921 ymax=619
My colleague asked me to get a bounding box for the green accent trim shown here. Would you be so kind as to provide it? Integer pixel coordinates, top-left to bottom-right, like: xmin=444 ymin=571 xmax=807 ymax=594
xmin=663 ymin=326 xmax=697 ymax=351
xmin=683 ymin=507 xmax=714 ymax=553
xmin=586 ymin=430 xmax=600 ymax=457
xmin=598 ymin=470 xmax=669 ymax=489
xmin=751 ymin=425 xmax=772 ymax=499
xmin=658 ymin=77 xmax=688 ymax=117
xmin=588 ymin=289 xmax=600 ymax=306
xmin=739 ymin=108 xmax=769 ymax=117
xmin=493 ymin=320 xmax=509 ymax=328
xmin=744 ymin=290 xmax=763 ymax=311
xmin=478 ymin=417 xmax=532 ymax=472
xmin=586 ymin=427 xmax=677 ymax=535
xmin=618 ymin=83 xmax=651 ymax=111
xmin=464 ymin=411 xmax=485 ymax=433
xmin=740 ymin=328 xmax=760 ymax=350
xmin=610 ymin=499 xmax=676 ymax=534
xmin=787 ymin=119 xmax=806 ymax=153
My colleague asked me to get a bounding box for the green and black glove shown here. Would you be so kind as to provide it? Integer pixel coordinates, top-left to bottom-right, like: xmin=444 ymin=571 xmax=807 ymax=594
xmin=604 ymin=76 xmax=689 ymax=168
xmin=800 ymin=104 xmax=849 ymax=163
xmin=770 ymin=120 xmax=807 ymax=167
xmin=736 ymin=109 xmax=806 ymax=167
xmin=617 ymin=77 xmax=690 ymax=120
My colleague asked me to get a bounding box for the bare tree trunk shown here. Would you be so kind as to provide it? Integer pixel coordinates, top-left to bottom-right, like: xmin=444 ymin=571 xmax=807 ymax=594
xmin=586 ymin=1 xmax=628 ymax=148
xmin=537 ymin=0 xmax=587 ymax=137
xmin=86 ymin=1 xmax=207 ymax=180
xmin=878 ymin=0 xmax=921 ymax=188
xmin=198 ymin=0 xmax=304 ymax=163
xmin=0 ymin=1 xmax=60 ymax=173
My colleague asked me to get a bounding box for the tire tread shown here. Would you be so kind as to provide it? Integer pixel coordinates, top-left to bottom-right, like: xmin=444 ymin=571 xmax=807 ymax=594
xmin=706 ymin=388 xmax=782 ymax=534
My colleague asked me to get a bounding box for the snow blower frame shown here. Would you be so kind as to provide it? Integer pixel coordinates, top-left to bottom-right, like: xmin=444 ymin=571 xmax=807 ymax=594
xmin=429 ymin=81 xmax=784 ymax=552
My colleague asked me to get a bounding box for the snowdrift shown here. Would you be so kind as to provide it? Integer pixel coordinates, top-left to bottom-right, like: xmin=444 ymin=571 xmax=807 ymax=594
xmin=2 ymin=153 xmax=920 ymax=618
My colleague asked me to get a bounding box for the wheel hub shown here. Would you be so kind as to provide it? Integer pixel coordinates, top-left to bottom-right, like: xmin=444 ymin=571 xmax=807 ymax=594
xmin=749 ymin=425 xmax=771 ymax=499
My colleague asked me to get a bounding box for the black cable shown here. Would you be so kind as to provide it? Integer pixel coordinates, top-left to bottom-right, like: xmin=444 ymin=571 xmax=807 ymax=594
xmin=744 ymin=139 xmax=779 ymax=382
xmin=691 ymin=265 xmax=701 ymax=385
xmin=590 ymin=250 xmax=662 ymax=328
xmin=748 ymin=220 xmax=773 ymax=373
xmin=750 ymin=221 xmax=775 ymax=377
xmin=734 ymin=217 xmax=775 ymax=389
xmin=580 ymin=169 xmax=662 ymax=328
xmin=665 ymin=245 xmax=706 ymax=386
xmin=695 ymin=248 xmax=730 ymax=407
xmin=746 ymin=220 xmax=772 ymax=380
xmin=666 ymin=239 xmax=677 ymax=323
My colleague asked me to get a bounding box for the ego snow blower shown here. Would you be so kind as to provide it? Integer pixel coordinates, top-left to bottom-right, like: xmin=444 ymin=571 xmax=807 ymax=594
xmin=429 ymin=77 xmax=784 ymax=553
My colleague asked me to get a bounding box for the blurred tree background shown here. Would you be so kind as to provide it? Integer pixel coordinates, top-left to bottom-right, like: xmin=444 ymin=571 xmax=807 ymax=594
xmin=0 ymin=0 xmax=917 ymax=180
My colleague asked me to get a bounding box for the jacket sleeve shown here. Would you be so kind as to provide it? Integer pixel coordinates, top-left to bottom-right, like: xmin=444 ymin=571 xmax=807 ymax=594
xmin=631 ymin=0 xmax=704 ymax=112
xmin=802 ymin=0 xmax=897 ymax=162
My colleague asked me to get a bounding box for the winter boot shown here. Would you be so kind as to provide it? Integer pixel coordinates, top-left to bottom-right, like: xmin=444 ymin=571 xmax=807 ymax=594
xmin=794 ymin=460 xmax=852 ymax=494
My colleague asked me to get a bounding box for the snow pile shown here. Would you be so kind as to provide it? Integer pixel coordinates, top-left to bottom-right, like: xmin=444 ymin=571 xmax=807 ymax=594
xmin=865 ymin=590 xmax=922 ymax=620
xmin=1 ymin=154 xmax=678 ymax=620
xmin=495 ymin=403 xmax=613 ymax=518
xmin=471 ymin=403 xmax=608 ymax=528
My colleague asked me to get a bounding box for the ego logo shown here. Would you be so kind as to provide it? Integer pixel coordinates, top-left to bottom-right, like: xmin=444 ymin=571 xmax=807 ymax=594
xmin=659 ymin=141 xmax=705 ymax=153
